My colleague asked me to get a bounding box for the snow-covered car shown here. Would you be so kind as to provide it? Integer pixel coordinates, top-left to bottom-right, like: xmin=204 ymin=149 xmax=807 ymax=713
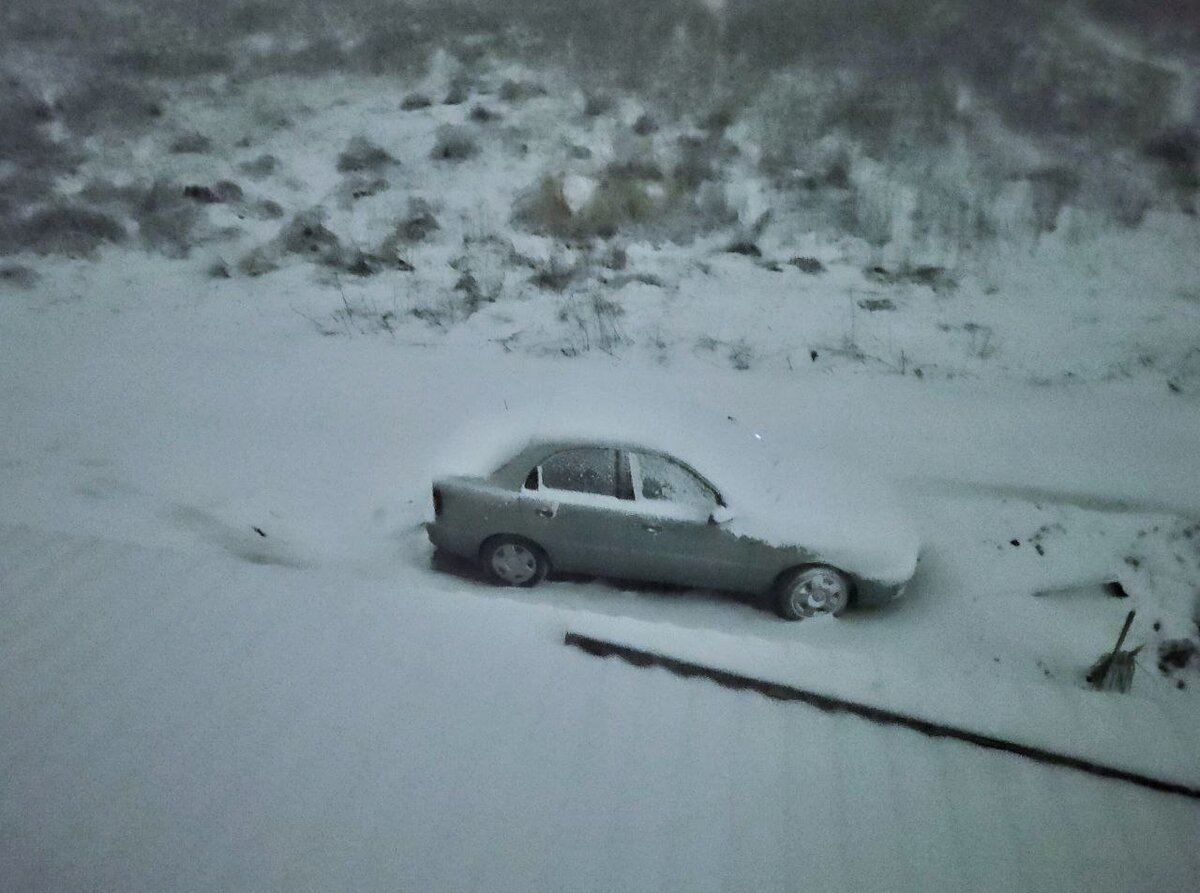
xmin=426 ymin=438 xmax=919 ymax=619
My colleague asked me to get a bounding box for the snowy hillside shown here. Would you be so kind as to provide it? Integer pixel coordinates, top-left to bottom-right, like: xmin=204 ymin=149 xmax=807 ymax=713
xmin=2 ymin=2 xmax=1199 ymax=891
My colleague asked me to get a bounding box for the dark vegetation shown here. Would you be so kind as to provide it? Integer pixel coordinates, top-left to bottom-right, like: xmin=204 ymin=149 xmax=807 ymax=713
xmin=336 ymin=136 xmax=394 ymax=173
xmin=430 ymin=125 xmax=479 ymax=161
xmin=0 ymin=206 xmax=126 ymax=257
xmin=0 ymin=1 xmax=1194 ymax=258
xmin=237 ymin=206 xmax=422 ymax=279
xmin=2 ymin=1 xmax=1190 ymax=147
xmin=0 ymin=263 xmax=39 ymax=287
xmin=237 ymin=154 xmax=279 ymax=179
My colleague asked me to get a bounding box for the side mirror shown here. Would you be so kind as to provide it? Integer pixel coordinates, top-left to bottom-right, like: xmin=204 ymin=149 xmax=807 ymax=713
xmin=708 ymin=505 xmax=735 ymax=525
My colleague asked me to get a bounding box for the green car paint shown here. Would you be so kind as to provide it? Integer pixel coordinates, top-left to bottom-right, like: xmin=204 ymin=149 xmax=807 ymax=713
xmin=427 ymin=439 xmax=911 ymax=610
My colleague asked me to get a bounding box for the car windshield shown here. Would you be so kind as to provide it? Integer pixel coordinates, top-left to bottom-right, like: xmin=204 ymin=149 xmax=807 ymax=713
xmin=635 ymin=451 xmax=718 ymax=508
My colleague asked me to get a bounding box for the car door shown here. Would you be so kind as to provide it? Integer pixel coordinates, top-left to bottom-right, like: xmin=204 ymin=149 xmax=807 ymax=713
xmin=516 ymin=447 xmax=645 ymax=576
xmin=625 ymin=450 xmax=753 ymax=591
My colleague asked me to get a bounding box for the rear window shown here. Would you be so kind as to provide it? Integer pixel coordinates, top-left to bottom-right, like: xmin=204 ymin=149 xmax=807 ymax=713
xmin=539 ymin=448 xmax=618 ymax=497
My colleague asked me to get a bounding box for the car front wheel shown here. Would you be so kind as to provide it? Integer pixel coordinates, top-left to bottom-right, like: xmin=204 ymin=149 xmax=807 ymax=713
xmin=480 ymin=536 xmax=549 ymax=587
xmin=776 ymin=566 xmax=852 ymax=620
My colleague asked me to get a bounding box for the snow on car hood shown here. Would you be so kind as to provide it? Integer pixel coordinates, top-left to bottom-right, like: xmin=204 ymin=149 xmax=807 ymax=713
xmin=721 ymin=457 xmax=920 ymax=585
xmin=437 ymin=382 xmax=920 ymax=584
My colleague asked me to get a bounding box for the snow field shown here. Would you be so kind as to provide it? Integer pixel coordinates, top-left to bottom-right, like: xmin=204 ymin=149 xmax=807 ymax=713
xmin=3 ymin=523 xmax=1199 ymax=893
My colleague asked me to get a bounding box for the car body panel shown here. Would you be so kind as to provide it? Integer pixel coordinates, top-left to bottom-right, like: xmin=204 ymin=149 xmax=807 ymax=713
xmin=613 ymin=500 xmax=753 ymax=590
xmin=516 ymin=487 xmax=648 ymax=576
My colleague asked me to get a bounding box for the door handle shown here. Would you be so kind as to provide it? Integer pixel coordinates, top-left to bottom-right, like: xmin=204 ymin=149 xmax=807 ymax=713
xmin=536 ymin=507 xmax=556 ymax=518
xmin=643 ymin=524 xmax=662 ymax=534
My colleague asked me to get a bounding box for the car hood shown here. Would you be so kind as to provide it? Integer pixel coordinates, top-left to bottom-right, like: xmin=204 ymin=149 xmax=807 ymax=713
xmin=718 ymin=455 xmax=920 ymax=585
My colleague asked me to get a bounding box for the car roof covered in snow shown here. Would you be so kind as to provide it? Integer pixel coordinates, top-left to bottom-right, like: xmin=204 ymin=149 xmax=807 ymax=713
xmin=486 ymin=438 xmax=723 ymax=493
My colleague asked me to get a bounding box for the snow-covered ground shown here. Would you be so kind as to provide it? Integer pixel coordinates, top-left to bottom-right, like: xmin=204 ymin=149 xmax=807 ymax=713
xmin=3 ymin=263 xmax=1200 ymax=889
xmin=4 ymin=523 xmax=1200 ymax=893
xmin=3 ymin=5 xmax=1200 ymax=889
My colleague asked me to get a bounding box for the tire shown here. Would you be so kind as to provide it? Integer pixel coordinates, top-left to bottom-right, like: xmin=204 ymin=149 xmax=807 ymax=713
xmin=480 ymin=536 xmax=549 ymax=588
xmin=776 ymin=566 xmax=853 ymax=620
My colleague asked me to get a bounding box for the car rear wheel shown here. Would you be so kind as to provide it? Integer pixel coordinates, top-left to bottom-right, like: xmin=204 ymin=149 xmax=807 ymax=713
xmin=481 ymin=536 xmax=549 ymax=587
xmin=776 ymin=566 xmax=852 ymax=620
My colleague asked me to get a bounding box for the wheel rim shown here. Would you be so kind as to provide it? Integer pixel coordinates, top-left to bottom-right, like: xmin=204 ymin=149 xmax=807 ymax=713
xmin=490 ymin=542 xmax=539 ymax=585
xmin=789 ymin=569 xmax=848 ymax=617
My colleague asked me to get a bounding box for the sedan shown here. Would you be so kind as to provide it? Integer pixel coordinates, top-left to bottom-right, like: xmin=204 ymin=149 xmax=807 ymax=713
xmin=426 ymin=439 xmax=918 ymax=619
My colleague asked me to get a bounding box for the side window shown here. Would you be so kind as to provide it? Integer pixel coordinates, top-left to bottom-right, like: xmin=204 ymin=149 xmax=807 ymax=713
xmin=636 ymin=452 xmax=717 ymax=508
xmin=539 ymin=448 xmax=618 ymax=497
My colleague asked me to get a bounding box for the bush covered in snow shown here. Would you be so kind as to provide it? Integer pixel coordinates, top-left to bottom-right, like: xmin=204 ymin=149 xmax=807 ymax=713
xmin=336 ymin=136 xmax=394 ymax=173
xmin=134 ymin=180 xmax=206 ymax=258
xmin=430 ymin=125 xmax=479 ymax=161
xmin=169 ymin=131 xmax=213 ymax=155
xmin=0 ymin=205 xmax=126 ymax=257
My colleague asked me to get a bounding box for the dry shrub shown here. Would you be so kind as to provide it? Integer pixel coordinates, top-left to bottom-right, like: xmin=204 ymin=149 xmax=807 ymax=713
xmin=336 ymin=136 xmax=394 ymax=173
xmin=583 ymin=92 xmax=616 ymax=117
xmin=789 ymin=256 xmax=825 ymax=273
xmin=443 ymin=78 xmax=470 ymax=106
xmin=278 ymin=209 xmax=343 ymax=264
xmin=1144 ymin=127 xmax=1200 ymax=201
xmin=0 ymin=85 xmax=74 ymax=208
xmin=106 ymin=46 xmax=230 ymax=78
xmin=672 ymin=135 xmax=723 ymax=190
xmin=558 ymin=291 xmax=627 ymax=354
xmin=182 ymin=181 xmax=244 ymax=204
xmin=513 ymin=154 xmax=735 ymax=242
xmin=512 ymin=176 xmax=574 ymax=236
xmin=530 ymin=255 xmax=584 ymax=291
xmin=250 ymin=199 xmax=285 ymax=220
xmin=336 ymin=176 xmax=390 ymax=208
xmin=401 ymin=93 xmax=433 ymax=111
xmin=1 ymin=205 xmax=126 ymax=257
xmin=469 ymin=104 xmax=501 ymax=123
xmin=350 ymin=21 xmax=432 ymax=76
xmin=578 ymin=177 xmax=657 ymax=238
xmin=55 ymin=75 xmax=164 ymax=136
xmin=170 ymin=131 xmax=213 ymax=154
xmin=237 ymin=245 xmax=281 ymax=277
xmin=134 ymin=180 xmax=203 ymax=257
xmin=0 ymin=263 xmax=39 ymax=289
xmin=263 ymin=37 xmax=348 ymax=76
xmin=430 ymin=125 xmax=479 ymax=161
xmin=632 ymin=114 xmax=657 ymax=135
xmin=378 ymin=199 xmax=440 ymax=258
xmin=728 ymin=340 xmax=754 ymax=371
xmin=237 ymin=154 xmax=279 ymax=180
xmin=498 ymin=79 xmax=545 ymax=103
xmin=866 ymin=264 xmax=958 ymax=294
xmin=1027 ymin=166 xmax=1081 ymax=234
xmin=515 ymin=173 xmax=655 ymax=240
